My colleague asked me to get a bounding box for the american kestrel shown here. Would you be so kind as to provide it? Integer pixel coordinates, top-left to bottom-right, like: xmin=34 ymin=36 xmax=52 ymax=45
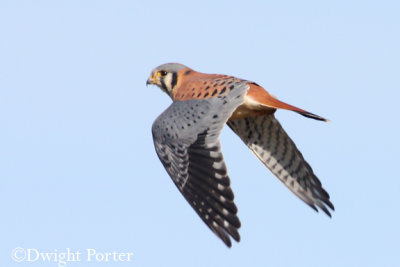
xmin=147 ymin=63 xmax=334 ymax=247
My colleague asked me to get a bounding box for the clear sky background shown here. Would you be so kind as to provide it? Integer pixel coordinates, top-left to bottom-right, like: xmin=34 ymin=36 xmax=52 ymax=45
xmin=1 ymin=1 xmax=399 ymax=266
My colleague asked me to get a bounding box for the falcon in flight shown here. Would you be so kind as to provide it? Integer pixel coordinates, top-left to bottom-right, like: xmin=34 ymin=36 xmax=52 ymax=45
xmin=147 ymin=63 xmax=334 ymax=247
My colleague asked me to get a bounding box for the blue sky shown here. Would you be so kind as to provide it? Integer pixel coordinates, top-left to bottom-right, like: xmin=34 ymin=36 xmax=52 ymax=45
xmin=1 ymin=1 xmax=399 ymax=266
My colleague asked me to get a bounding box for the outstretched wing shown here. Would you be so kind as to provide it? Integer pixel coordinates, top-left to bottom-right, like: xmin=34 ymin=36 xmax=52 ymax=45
xmin=152 ymin=83 xmax=248 ymax=247
xmin=228 ymin=114 xmax=334 ymax=216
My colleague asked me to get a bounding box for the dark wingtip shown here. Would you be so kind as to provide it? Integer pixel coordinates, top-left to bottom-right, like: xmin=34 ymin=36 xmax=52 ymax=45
xmin=326 ymin=200 xmax=335 ymax=211
xmin=221 ymin=233 xmax=232 ymax=248
xmin=321 ymin=206 xmax=332 ymax=218
xmin=230 ymin=228 xmax=241 ymax=242
xmin=297 ymin=111 xmax=329 ymax=122
xmin=217 ymin=227 xmax=240 ymax=248
xmin=320 ymin=200 xmax=335 ymax=217
xmin=309 ymin=200 xmax=334 ymax=217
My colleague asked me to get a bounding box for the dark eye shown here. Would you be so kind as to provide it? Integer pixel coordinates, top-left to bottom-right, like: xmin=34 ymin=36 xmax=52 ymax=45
xmin=159 ymin=70 xmax=168 ymax=76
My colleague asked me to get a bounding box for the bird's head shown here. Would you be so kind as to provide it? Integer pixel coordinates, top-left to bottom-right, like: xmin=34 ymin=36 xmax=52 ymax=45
xmin=146 ymin=63 xmax=189 ymax=97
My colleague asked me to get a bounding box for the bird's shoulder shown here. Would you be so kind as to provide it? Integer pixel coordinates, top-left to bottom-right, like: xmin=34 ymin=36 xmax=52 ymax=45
xmin=173 ymin=70 xmax=249 ymax=101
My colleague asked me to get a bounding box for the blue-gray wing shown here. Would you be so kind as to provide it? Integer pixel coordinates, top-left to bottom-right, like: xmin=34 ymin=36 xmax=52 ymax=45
xmin=152 ymin=85 xmax=247 ymax=247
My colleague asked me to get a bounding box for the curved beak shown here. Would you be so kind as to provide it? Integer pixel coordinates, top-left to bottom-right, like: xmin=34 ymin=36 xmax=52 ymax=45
xmin=146 ymin=75 xmax=156 ymax=87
